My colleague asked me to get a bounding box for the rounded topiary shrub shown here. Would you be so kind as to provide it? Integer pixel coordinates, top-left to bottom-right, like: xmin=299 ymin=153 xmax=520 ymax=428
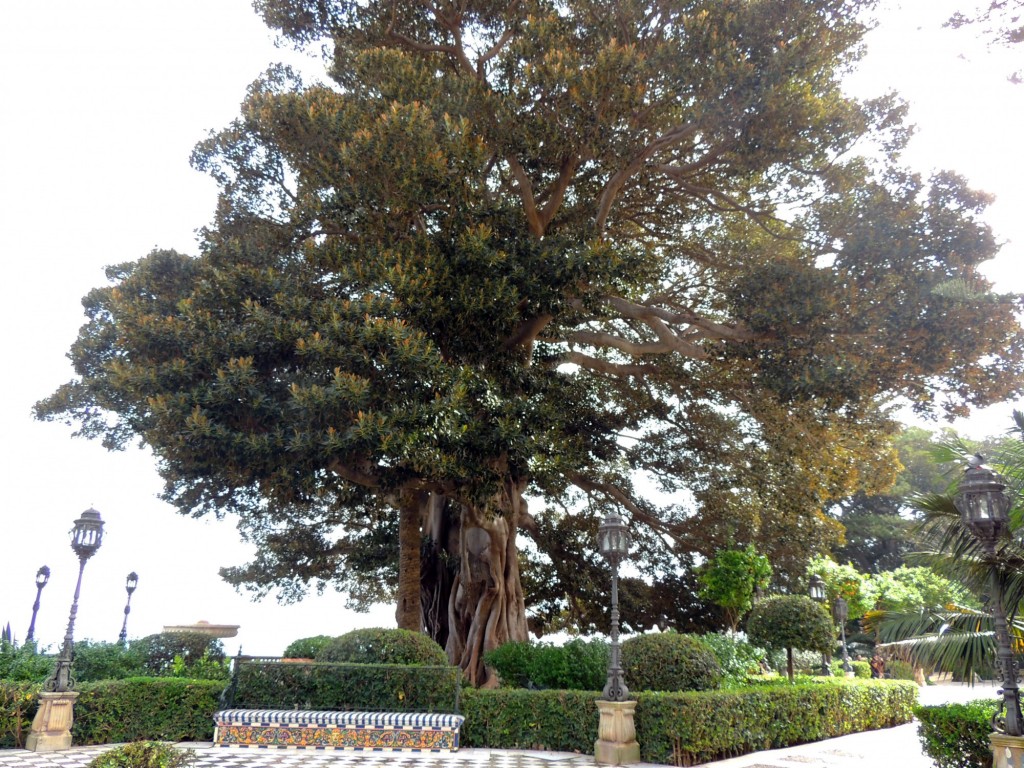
xmin=620 ymin=632 xmax=722 ymax=692
xmin=315 ymin=628 xmax=449 ymax=666
xmin=282 ymin=635 xmax=333 ymax=659
xmin=746 ymin=595 xmax=835 ymax=681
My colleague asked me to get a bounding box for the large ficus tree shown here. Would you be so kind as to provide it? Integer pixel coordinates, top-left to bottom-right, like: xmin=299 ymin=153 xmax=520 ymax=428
xmin=37 ymin=0 xmax=1024 ymax=685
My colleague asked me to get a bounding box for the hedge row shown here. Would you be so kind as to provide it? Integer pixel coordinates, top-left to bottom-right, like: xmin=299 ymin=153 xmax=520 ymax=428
xmin=2 ymin=676 xmax=915 ymax=765
xmin=915 ymin=699 xmax=997 ymax=768
xmin=460 ymin=679 xmax=916 ymax=765
xmin=230 ymin=661 xmax=460 ymax=712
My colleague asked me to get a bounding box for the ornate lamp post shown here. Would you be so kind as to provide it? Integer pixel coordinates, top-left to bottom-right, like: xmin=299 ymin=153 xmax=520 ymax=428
xmin=594 ymin=511 xmax=639 ymax=766
xmin=834 ymin=597 xmax=853 ymax=676
xmin=953 ymin=457 xmax=1022 ymax=741
xmin=809 ymin=574 xmax=832 ymax=676
xmin=27 ymin=508 xmax=104 ymax=752
xmin=26 ymin=566 xmax=50 ymax=644
xmin=118 ymin=572 xmax=138 ymax=645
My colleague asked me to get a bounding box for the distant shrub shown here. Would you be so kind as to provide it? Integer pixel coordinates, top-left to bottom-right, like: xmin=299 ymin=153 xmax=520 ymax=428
xmin=830 ymin=659 xmax=872 ymax=678
xmin=886 ymin=659 xmax=916 ymax=681
xmin=282 ymin=635 xmax=333 ymax=659
xmin=0 ymin=641 xmax=53 ymax=684
xmin=86 ymin=741 xmax=195 ymax=768
xmin=915 ymin=699 xmax=996 ymax=768
xmin=132 ymin=633 xmax=227 ymax=678
xmin=621 ymin=632 xmax=722 ymax=692
xmin=315 ymin=628 xmax=448 ymax=666
xmin=73 ymin=641 xmax=146 ymax=682
xmin=747 ymin=596 xmax=835 ymax=681
xmin=699 ymin=632 xmax=767 ymax=684
xmin=0 ymin=681 xmax=38 ymax=747
xmin=485 ymin=639 xmax=608 ymax=691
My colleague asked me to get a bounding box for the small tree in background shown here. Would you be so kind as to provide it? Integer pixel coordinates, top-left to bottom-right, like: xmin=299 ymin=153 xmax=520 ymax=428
xmin=697 ymin=545 xmax=772 ymax=631
xmin=747 ymin=596 xmax=835 ymax=682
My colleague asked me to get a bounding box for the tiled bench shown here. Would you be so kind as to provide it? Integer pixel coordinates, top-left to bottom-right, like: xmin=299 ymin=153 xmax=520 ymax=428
xmin=212 ymin=709 xmax=465 ymax=752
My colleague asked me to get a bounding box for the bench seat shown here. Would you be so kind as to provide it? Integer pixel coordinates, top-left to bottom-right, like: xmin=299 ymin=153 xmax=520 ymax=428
xmin=213 ymin=709 xmax=464 ymax=752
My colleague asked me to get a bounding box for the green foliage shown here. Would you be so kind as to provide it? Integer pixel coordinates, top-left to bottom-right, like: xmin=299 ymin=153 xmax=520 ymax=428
xmin=635 ymin=679 xmax=917 ymax=766
xmin=132 ymin=633 xmax=227 ymax=678
xmin=0 ymin=682 xmax=38 ymax=748
xmin=86 ymin=741 xmax=195 ymax=768
xmin=885 ymin=659 xmax=917 ymax=680
xmin=871 ymin=566 xmax=976 ymax=613
xmin=830 ymin=659 xmax=872 ymax=678
xmin=459 ymin=679 xmax=916 ymax=764
xmin=283 ymin=635 xmax=333 ymax=659
xmin=808 ymin=557 xmax=875 ymax=619
xmin=697 ymin=546 xmax=772 ymax=631
xmin=0 ymin=641 xmax=54 ymax=683
xmin=484 ymin=639 xmax=608 ymax=690
xmin=230 ymin=661 xmax=460 ymax=712
xmin=747 ymin=596 xmax=836 ymax=682
xmin=915 ymin=700 xmax=997 ymax=768
xmin=315 ymin=628 xmax=448 ymax=666
xmin=698 ymin=632 xmax=769 ymax=685
xmin=621 ymin=632 xmax=722 ymax=692
xmin=73 ymin=641 xmax=147 ymax=683
xmin=72 ymin=678 xmax=224 ymax=745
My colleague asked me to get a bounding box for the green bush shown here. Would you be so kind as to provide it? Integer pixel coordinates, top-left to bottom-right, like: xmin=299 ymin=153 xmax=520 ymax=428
xmin=621 ymin=632 xmax=722 ymax=692
xmin=315 ymin=628 xmax=448 ymax=666
xmin=73 ymin=641 xmax=147 ymax=683
xmin=915 ymin=699 xmax=996 ymax=768
xmin=86 ymin=741 xmax=196 ymax=768
xmin=231 ymin=661 xmax=460 ymax=712
xmin=458 ymin=679 xmax=916 ymax=764
xmin=0 ymin=641 xmax=54 ymax=683
xmin=485 ymin=639 xmax=608 ymax=690
xmin=887 ymin=659 xmax=917 ymax=681
xmin=699 ymin=632 xmax=768 ymax=684
xmin=132 ymin=633 xmax=227 ymax=678
xmin=0 ymin=682 xmax=38 ymax=748
xmin=72 ymin=678 xmax=224 ymax=744
xmin=283 ymin=635 xmax=334 ymax=659
xmin=830 ymin=659 xmax=872 ymax=678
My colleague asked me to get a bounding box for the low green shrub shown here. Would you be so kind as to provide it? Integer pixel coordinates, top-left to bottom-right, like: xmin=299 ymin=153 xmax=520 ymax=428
xmin=315 ymin=628 xmax=448 ymax=666
xmin=459 ymin=679 xmax=916 ymax=764
xmin=886 ymin=659 xmax=916 ymax=681
xmin=915 ymin=699 xmax=997 ymax=768
xmin=283 ymin=635 xmax=333 ymax=659
xmin=72 ymin=678 xmax=224 ymax=744
xmin=73 ymin=641 xmax=147 ymax=683
xmin=231 ymin=661 xmax=460 ymax=712
xmin=699 ymin=632 xmax=767 ymax=684
xmin=0 ymin=682 xmax=38 ymax=748
xmin=132 ymin=633 xmax=227 ymax=678
xmin=830 ymin=659 xmax=871 ymax=678
xmin=621 ymin=632 xmax=722 ymax=692
xmin=485 ymin=639 xmax=608 ymax=690
xmin=0 ymin=642 xmax=54 ymax=684
xmin=86 ymin=741 xmax=196 ymax=768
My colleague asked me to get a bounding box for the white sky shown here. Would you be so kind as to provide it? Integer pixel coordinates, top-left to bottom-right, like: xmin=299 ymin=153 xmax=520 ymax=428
xmin=0 ymin=0 xmax=1021 ymax=656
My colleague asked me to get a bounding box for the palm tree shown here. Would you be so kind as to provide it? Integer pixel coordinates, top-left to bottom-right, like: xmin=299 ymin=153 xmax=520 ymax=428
xmin=873 ymin=410 xmax=1024 ymax=682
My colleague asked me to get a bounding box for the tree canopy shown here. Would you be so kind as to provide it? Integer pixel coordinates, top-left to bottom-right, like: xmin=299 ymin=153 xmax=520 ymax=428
xmin=35 ymin=0 xmax=1024 ymax=684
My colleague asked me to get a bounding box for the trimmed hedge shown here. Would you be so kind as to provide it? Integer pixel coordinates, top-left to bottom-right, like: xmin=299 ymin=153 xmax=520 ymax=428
xmin=621 ymin=633 xmax=722 ymax=692
xmin=915 ymin=699 xmax=997 ymax=768
xmin=72 ymin=678 xmax=225 ymax=745
xmin=315 ymin=628 xmax=448 ymax=666
xmin=459 ymin=679 xmax=916 ymax=765
xmin=231 ymin=661 xmax=460 ymax=712
xmin=485 ymin=639 xmax=609 ymax=690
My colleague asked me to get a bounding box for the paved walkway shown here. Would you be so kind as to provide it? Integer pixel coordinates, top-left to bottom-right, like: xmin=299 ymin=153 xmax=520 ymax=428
xmin=0 ymin=682 xmax=1001 ymax=768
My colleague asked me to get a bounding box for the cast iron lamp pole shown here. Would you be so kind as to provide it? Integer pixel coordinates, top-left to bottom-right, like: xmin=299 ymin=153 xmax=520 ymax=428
xmin=954 ymin=455 xmax=1021 ymax=737
xmin=598 ymin=512 xmax=630 ymax=701
xmin=25 ymin=566 xmax=50 ymax=644
xmin=45 ymin=509 xmax=104 ymax=693
xmin=809 ymin=574 xmax=832 ymax=676
xmin=834 ymin=597 xmax=852 ymax=675
xmin=117 ymin=572 xmax=138 ymax=645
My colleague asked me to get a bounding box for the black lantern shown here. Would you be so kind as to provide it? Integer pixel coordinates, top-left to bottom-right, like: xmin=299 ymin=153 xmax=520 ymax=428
xmin=808 ymin=575 xmax=831 ymax=676
xmin=46 ymin=509 xmax=104 ymax=692
xmin=118 ymin=572 xmax=139 ymax=645
xmin=953 ymin=457 xmax=1021 ymax=737
xmin=598 ymin=512 xmax=630 ymax=702
xmin=25 ymin=566 xmax=50 ymax=644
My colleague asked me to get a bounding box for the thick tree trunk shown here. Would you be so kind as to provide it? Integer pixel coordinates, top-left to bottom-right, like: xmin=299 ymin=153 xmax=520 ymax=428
xmin=444 ymin=478 xmax=530 ymax=687
xmin=395 ymin=491 xmax=425 ymax=632
xmin=422 ymin=494 xmax=459 ymax=649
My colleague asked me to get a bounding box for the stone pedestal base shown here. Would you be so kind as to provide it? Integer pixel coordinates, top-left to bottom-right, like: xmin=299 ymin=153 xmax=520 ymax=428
xmin=991 ymin=732 xmax=1024 ymax=768
xmin=25 ymin=691 xmax=79 ymax=752
xmin=595 ymin=700 xmax=641 ymax=766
